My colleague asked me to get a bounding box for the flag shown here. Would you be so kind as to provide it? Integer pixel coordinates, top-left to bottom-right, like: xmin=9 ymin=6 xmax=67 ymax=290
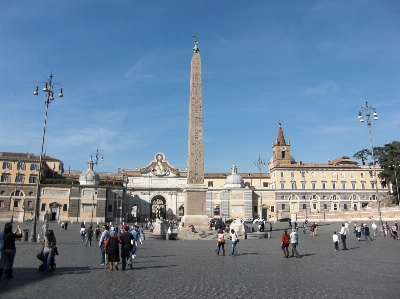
xmin=52 ymin=163 xmax=55 ymax=172
xmin=61 ymin=164 xmax=64 ymax=174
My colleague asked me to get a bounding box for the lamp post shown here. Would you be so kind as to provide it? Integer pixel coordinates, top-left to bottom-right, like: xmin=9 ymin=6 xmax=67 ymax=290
xmin=358 ymin=101 xmax=381 ymax=224
xmin=300 ymin=171 xmax=308 ymax=220
xmin=123 ymin=174 xmax=129 ymax=223
xmin=254 ymin=155 xmax=266 ymax=219
xmin=91 ymin=189 xmax=97 ymax=226
xmin=30 ymin=74 xmax=63 ymax=242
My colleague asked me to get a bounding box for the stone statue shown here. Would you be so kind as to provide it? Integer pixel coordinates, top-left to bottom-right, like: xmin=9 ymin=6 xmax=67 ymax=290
xmin=152 ymin=198 xmax=164 ymax=219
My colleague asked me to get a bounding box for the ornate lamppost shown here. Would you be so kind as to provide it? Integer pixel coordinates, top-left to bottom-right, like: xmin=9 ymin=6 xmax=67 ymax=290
xmin=30 ymin=74 xmax=63 ymax=242
xmin=300 ymin=170 xmax=308 ymax=220
xmin=358 ymin=101 xmax=381 ymax=224
xmin=254 ymin=155 xmax=266 ymax=219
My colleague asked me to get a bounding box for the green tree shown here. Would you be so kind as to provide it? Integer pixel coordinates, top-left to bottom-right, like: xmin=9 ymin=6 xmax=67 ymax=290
xmin=376 ymin=141 xmax=400 ymax=204
xmin=353 ymin=149 xmax=371 ymax=165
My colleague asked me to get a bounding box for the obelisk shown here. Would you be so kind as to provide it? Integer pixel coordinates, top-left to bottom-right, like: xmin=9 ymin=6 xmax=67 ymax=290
xmin=182 ymin=37 xmax=209 ymax=227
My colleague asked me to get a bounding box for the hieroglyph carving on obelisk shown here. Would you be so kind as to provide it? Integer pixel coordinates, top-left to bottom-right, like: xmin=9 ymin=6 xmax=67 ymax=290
xmin=187 ymin=38 xmax=204 ymax=185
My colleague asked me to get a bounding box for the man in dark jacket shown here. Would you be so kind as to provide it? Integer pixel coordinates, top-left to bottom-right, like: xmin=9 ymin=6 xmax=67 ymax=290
xmin=85 ymin=225 xmax=93 ymax=246
xmin=119 ymin=225 xmax=134 ymax=270
xmin=364 ymin=224 xmax=373 ymax=241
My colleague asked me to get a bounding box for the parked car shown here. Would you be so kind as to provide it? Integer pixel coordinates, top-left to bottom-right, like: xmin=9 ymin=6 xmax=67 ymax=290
xmin=253 ymin=218 xmax=265 ymax=224
xmin=279 ymin=217 xmax=291 ymax=222
xmin=225 ymin=218 xmax=235 ymax=224
xmin=243 ymin=218 xmax=253 ymax=223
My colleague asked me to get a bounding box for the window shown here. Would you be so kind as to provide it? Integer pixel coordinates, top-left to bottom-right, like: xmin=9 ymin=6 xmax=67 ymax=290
xmin=30 ymin=163 xmax=38 ymax=171
xmin=1 ymin=174 xmax=9 ymax=183
xmin=290 ymin=172 xmax=294 ymax=178
xmin=371 ymin=182 xmax=375 ymax=189
xmin=302 ymin=204 xmax=306 ymax=209
xmin=312 ymin=183 xmax=316 ymax=189
xmin=344 ymin=204 xmax=348 ymax=210
xmin=360 ymin=173 xmax=364 ymax=178
xmin=15 ymin=174 xmax=23 ymax=183
xmin=280 ymin=182 xmax=285 ymax=189
xmin=63 ymin=204 xmax=68 ymax=211
xmin=270 ymin=206 xmax=274 ymax=212
xmin=282 ymin=151 xmax=285 ymax=158
xmin=331 ymin=172 xmax=336 ymax=179
xmin=341 ymin=172 xmax=345 ymax=179
xmin=341 ymin=183 xmax=346 ymax=189
xmin=350 ymin=172 xmax=355 ymax=179
xmin=311 ymin=172 xmax=315 ymax=178
xmin=281 ymin=204 xmax=285 ymax=210
xmin=263 ymin=182 xmax=268 ymax=187
xmin=302 ymin=182 xmax=306 ymax=189
xmin=322 ymin=182 xmax=326 ymax=189
xmin=369 ymin=171 xmax=374 ymax=178
xmin=361 ymin=183 xmax=365 ymax=189
xmin=332 ymin=183 xmax=336 ymax=189
xmin=352 ymin=182 xmax=356 ymax=189
xmin=280 ymin=172 xmax=284 ymax=178
xmin=313 ymin=203 xmax=317 ymax=209
xmin=291 ymin=182 xmax=296 ymax=189
xmin=332 ymin=195 xmax=337 ymax=200
xmin=324 ymin=204 xmax=327 ymax=209
xmin=17 ymin=162 xmax=25 ymax=170
xmin=13 ymin=200 xmax=19 ymax=208
xmin=107 ymin=205 xmax=113 ymax=212
xmin=82 ymin=204 xmax=93 ymax=212
xmin=27 ymin=201 xmax=32 ymax=208
xmin=321 ymin=172 xmax=326 ymax=178
xmin=41 ymin=203 xmax=46 ymax=211
xmin=253 ymin=206 xmax=258 ymax=213
xmin=208 ymin=181 xmax=213 ymax=187
xmin=0 ymin=200 xmax=4 ymax=207
xmin=29 ymin=175 xmax=37 ymax=184
xmin=301 ymin=172 xmax=305 ymax=178
xmin=2 ymin=162 xmax=11 ymax=170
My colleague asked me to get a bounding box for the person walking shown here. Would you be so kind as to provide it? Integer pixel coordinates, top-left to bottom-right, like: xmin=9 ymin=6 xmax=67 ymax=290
xmin=290 ymin=229 xmax=300 ymax=258
xmin=104 ymin=231 xmax=122 ymax=270
xmin=138 ymin=225 xmax=145 ymax=244
xmin=216 ymin=230 xmax=225 ymax=256
xmin=364 ymin=224 xmax=373 ymax=241
xmin=42 ymin=230 xmax=56 ymax=274
xmin=356 ymin=223 xmax=362 ymax=241
xmin=41 ymin=220 xmax=49 ymax=239
xmin=99 ymin=224 xmax=110 ymax=266
xmin=340 ymin=223 xmax=348 ymax=250
xmin=119 ymin=225 xmax=133 ymax=270
xmin=130 ymin=226 xmax=139 ymax=261
xmin=0 ymin=223 xmax=22 ymax=280
xmin=94 ymin=225 xmax=100 ymax=241
xmin=371 ymin=222 xmax=377 ymax=237
xmin=80 ymin=223 xmax=86 ymax=241
xmin=281 ymin=229 xmax=290 ymax=258
xmin=85 ymin=225 xmax=93 ymax=246
xmin=230 ymin=229 xmax=238 ymax=256
xmin=332 ymin=231 xmax=339 ymax=251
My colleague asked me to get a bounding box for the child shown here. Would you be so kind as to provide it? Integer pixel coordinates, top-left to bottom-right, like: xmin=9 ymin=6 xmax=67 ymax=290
xmin=332 ymin=231 xmax=339 ymax=251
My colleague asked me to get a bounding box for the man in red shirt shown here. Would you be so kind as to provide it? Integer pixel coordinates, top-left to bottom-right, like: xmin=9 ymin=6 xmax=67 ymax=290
xmin=281 ymin=229 xmax=290 ymax=258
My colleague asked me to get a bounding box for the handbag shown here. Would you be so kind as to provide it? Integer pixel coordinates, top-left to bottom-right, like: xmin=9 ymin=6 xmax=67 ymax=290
xmin=53 ymin=246 xmax=59 ymax=255
xmin=236 ymin=238 xmax=239 ymax=243
xmin=218 ymin=237 xmax=225 ymax=243
xmin=36 ymin=249 xmax=44 ymax=261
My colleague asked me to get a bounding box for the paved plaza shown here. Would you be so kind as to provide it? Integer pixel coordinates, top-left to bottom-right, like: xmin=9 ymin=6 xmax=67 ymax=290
xmin=0 ymin=220 xmax=399 ymax=299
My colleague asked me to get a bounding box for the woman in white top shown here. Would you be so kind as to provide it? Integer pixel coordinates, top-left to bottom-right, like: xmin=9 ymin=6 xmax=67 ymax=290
xmin=230 ymin=229 xmax=238 ymax=256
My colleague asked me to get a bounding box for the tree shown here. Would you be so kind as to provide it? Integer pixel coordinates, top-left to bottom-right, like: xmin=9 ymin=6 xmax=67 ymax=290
xmin=353 ymin=149 xmax=371 ymax=165
xmin=376 ymin=141 xmax=400 ymax=204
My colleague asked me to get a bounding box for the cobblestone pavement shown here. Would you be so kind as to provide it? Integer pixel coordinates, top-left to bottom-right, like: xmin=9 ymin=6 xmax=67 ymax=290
xmin=0 ymin=221 xmax=399 ymax=299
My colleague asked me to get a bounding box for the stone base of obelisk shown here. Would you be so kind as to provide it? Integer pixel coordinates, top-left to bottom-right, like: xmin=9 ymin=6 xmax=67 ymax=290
xmin=181 ymin=184 xmax=209 ymax=228
xmin=148 ymin=218 xmax=168 ymax=240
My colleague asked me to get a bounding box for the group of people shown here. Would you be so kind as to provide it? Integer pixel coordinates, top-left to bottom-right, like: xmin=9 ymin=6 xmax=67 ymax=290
xmin=281 ymin=229 xmax=300 ymax=258
xmin=216 ymin=228 xmax=239 ymax=256
xmin=99 ymin=224 xmax=144 ymax=270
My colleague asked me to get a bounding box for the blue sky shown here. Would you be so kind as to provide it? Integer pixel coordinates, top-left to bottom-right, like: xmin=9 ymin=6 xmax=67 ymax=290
xmin=1 ymin=1 xmax=399 ymax=174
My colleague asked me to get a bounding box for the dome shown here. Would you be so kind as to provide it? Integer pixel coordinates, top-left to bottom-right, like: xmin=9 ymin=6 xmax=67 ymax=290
xmin=224 ymin=165 xmax=244 ymax=188
xmin=79 ymin=157 xmax=100 ymax=185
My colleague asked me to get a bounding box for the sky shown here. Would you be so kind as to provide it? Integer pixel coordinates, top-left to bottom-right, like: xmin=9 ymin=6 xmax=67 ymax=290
xmin=0 ymin=1 xmax=399 ymax=174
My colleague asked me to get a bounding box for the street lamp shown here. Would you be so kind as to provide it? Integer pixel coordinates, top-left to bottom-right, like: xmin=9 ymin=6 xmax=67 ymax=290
xmin=31 ymin=73 xmax=63 ymax=242
xmin=91 ymin=189 xmax=97 ymax=226
xmin=91 ymin=149 xmax=104 ymax=170
xmin=300 ymin=170 xmax=308 ymax=220
xmin=123 ymin=174 xmax=129 ymax=223
xmin=358 ymin=101 xmax=381 ymax=224
xmin=254 ymin=155 xmax=266 ymax=219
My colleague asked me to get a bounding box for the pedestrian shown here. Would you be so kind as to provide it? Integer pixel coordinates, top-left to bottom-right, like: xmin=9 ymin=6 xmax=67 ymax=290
xmin=281 ymin=229 xmax=290 ymax=258
xmin=230 ymin=229 xmax=238 ymax=256
xmin=269 ymin=222 xmax=273 ymax=232
xmin=0 ymin=223 xmax=22 ymax=280
xmin=290 ymin=229 xmax=300 ymax=258
xmin=42 ymin=230 xmax=56 ymax=274
xmin=356 ymin=223 xmax=361 ymax=241
xmin=64 ymin=221 xmax=68 ymax=230
xmin=345 ymin=221 xmax=350 ymax=234
xmin=332 ymin=231 xmax=339 ymax=251
xmin=371 ymin=222 xmax=377 ymax=237
xmin=340 ymin=223 xmax=348 ymax=250
xmin=130 ymin=226 xmax=139 ymax=261
xmin=41 ymin=220 xmax=49 ymax=238
xmin=361 ymin=223 xmax=365 ymax=237
xmin=95 ymin=225 xmax=100 ymax=241
xmin=216 ymin=230 xmax=225 ymax=256
xmin=119 ymin=225 xmax=133 ymax=270
xmin=104 ymin=231 xmax=122 ymax=270
xmin=61 ymin=221 xmax=65 ymax=230
xmin=391 ymin=224 xmax=398 ymax=240
xmin=312 ymin=222 xmax=318 ymax=236
xmin=289 ymin=221 xmax=292 ymax=229
xmin=85 ymin=225 xmax=93 ymax=246
xmin=138 ymin=225 xmax=145 ymax=244
xmin=353 ymin=222 xmax=357 ymax=233
xmin=302 ymin=222 xmax=306 ymax=234
xmin=364 ymin=224 xmax=373 ymax=241
xmin=99 ymin=224 xmax=110 ymax=266
xmin=80 ymin=223 xmax=86 ymax=241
